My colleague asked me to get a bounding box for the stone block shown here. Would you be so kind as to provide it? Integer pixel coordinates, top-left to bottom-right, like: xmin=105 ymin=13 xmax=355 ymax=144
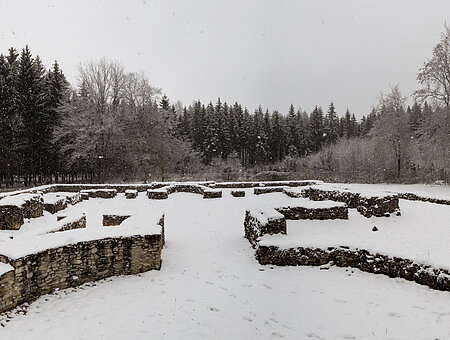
xmin=231 ymin=190 xmax=245 ymax=197
xmin=125 ymin=189 xmax=138 ymax=199
xmin=102 ymin=215 xmax=131 ymax=226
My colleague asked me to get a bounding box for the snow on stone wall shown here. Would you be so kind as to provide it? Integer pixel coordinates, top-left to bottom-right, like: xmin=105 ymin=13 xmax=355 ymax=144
xmin=256 ymin=245 xmax=450 ymax=292
xmin=308 ymin=185 xmax=400 ymax=217
xmin=0 ymin=194 xmax=44 ymax=230
xmin=0 ymin=214 xmax=164 ymax=313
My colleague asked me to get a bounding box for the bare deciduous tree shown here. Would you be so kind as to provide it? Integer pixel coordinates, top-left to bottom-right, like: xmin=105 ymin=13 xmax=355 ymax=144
xmin=414 ymin=25 xmax=450 ymax=109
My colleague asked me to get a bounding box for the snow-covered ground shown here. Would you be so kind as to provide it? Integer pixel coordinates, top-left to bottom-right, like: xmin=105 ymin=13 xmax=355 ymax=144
xmin=1 ymin=185 xmax=450 ymax=339
xmin=260 ymin=198 xmax=450 ymax=270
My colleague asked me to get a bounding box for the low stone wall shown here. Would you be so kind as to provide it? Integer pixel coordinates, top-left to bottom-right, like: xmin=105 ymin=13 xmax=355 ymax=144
xmin=244 ymin=210 xmax=286 ymax=248
xmin=48 ymin=184 xmax=155 ymax=194
xmin=0 ymin=231 xmax=164 ymax=313
xmin=80 ymin=189 xmax=117 ymax=199
xmin=0 ymin=206 xmax=24 ymax=231
xmin=256 ymin=245 xmax=450 ymax=292
xmin=244 ymin=202 xmax=348 ymax=247
xmin=44 ymin=197 xmax=67 ymax=215
xmin=309 ymin=187 xmax=359 ymax=208
xmin=125 ymin=190 xmax=138 ymax=199
xmin=147 ymin=189 xmax=169 ymax=200
xmin=308 ymin=186 xmax=400 ymax=218
xmin=212 ymin=180 xmax=321 ymax=188
xmin=64 ymin=193 xmax=82 ymax=205
xmin=0 ymin=194 xmax=44 ymax=230
xmin=147 ymin=184 xmax=222 ymax=200
xmin=203 ymin=189 xmax=222 ymax=199
xmin=276 ymin=204 xmax=348 ymax=220
xmin=254 ymin=187 xmax=285 ymax=195
xmin=397 ymin=193 xmax=450 ymax=205
xmin=166 ymin=184 xmax=205 ymax=195
xmin=103 ymin=215 xmax=131 ymax=226
xmin=50 ymin=214 xmax=86 ymax=233
xmin=231 ymin=190 xmax=245 ymax=197
xmin=357 ymin=195 xmax=401 ymax=218
xmin=283 ymin=188 xmax=308 ymax=198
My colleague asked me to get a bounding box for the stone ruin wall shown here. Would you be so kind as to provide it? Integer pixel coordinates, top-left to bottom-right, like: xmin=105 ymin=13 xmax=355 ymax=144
xmin=147 ymin=184 xmax=222 ymax=200
xmin=244 ymin=211 xmax=286 ymax=248
xmin=244 ymin=203 xmax=348 ymax=248
xmin=0 ymin=232 xmax=164 ymax=313
xmin=397 ymin=193 xmax=450 ymax=205
xmin=0 ymin=195 xmax=44 ymax=230
xmin=50 ymin=215 xmax=87 ymax=233
xmin=256 ymin=245 xmax=450 ymax=292
xmin=276 ymin=205 xmax=348 ymax=220
xmin=308 ymin=187 xmax=400 ymax=217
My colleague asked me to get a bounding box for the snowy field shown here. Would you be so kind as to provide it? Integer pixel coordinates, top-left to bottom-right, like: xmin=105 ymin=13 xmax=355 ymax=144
xmin=1 ymin=184 xmax=450 ymax=339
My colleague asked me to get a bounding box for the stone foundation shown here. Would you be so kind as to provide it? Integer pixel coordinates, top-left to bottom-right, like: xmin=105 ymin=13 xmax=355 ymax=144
xmin=283 ymin=187 xmax=309 ymax=198
xmin=147 ymin=189 xmax=169 ymax=200
xmin=398 ymin=193 xmax=450 ymax=205
xmin=147 ymin=184 xmax=223 ymax=200
xmin=211 ymin=180 xmax=321 ymax=188
xmin=103 ymin=215 xmax=131 ymax=226
xmin=357 ymin=195 xmax=401 ymax=218
xmin=125 ymin=190 xmax=138 ymax=199
xmin=254 ymin=187 xmax=285 ymax=195
xmin=244 ymin=209 xmax=286 ymax=248
xmin=256 ymin=245 xmax=450 ymax=292
xmin=0 ymin=231 xmax=163 ymax=313
xmin=50 ymin=214 xmax=86 ymax=233
xmin=0 ymin=194 xmax=44 ymax=230
xmin=276 ymin=204 xmax=348 ymax=220
xmin=0 ymin=206 xmax=23 ymax=230
xmin=244 ymin=201 xmax=348 ymax=247
xmin=80 ymin=189 xmax=117 ymax=199
xmin=44 ymin=197 xmax=67 ymax=215
xmin=309 ymin=187 xmax=360 ymax=208
xmin=308 ymin=186 xmax=400 ymax=218
xmin=203 ymin=189 xmax=222 ymax=199
xmin=231 ymin=190 xmax=245 ymax=197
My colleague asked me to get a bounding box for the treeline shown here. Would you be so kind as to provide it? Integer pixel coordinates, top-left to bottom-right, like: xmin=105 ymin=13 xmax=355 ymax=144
xmin=290 ymin=88 xmax=449 ymax=183
xmin=0 ymin=47 xmax=67 ymax=186
xmin=1 ymin=46 xmax=381 ymax=186
xmin=0 ymin=25 xmax=449 ymax=186
xmin=176 ymin=99 xmax=378 ymax=166
xmin=0 ymin=47 xmax=199 ymax=186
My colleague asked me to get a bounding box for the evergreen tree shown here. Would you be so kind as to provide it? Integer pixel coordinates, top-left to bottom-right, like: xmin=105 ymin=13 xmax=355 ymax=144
xmin=325 ymin=102 xmax=339 ymax=144
xmin=286 ymin=104 xmax=298 ymax=155
xmin=408 ymin=102 xmax=422 ymax=134
xmin=309 ymin=106 xmax=324 ymax=152
xmin=160 ymin=94 xmax=170 ymax=111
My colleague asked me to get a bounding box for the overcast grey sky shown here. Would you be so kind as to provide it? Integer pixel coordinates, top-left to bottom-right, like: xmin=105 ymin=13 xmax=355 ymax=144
xmin=1 ymin=0 xmax=449 ymax=117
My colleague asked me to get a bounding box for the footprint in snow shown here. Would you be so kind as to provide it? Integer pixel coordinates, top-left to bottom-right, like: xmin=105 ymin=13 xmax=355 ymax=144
xmin=333 ymin=298 xmax=347 ymax=304
xmin=306 ymin=333 xmax=323 ymax=339
xmin=388 ymin=312 xmax=401 ymax=318
xmin=271 ymin=332 xmax=284 ymax=338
